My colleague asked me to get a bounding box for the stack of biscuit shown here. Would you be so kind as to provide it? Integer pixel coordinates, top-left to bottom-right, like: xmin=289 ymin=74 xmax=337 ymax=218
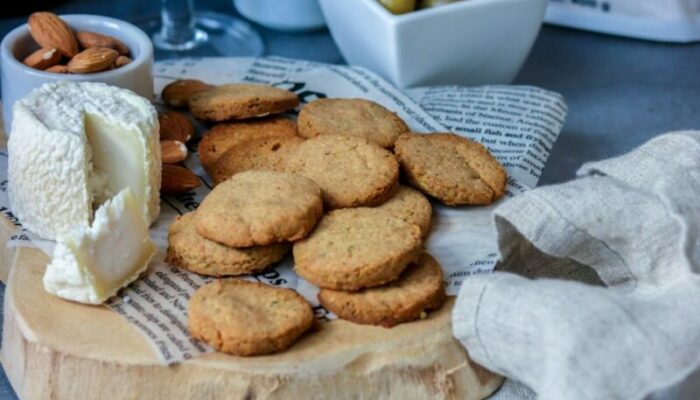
xmin=162 ymin=80 xmax=508 ymax=356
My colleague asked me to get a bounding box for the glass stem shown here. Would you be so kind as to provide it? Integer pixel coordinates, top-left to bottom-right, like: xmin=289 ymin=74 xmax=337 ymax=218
xmin=160 ymin=0 xmax=198 ymax=46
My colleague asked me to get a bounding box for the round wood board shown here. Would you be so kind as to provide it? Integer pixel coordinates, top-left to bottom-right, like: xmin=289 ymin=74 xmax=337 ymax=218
xmin=0 ymin=221 xmax=502 ymax=400
xmin=0 ymin=130 xmax=502 ymax=399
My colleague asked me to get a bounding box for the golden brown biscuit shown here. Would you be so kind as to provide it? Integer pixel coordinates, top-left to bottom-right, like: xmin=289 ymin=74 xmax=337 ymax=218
xmin=297 ymin=98 xmax=410 ymax=148
xmin=284 ymin=135 xmax=399 ymax=209
xmin=188 ymin=280 xmax=314 ymax=356
xmin=195 ymin=171 xmax=323 ymax=247
xmin=210 ymin=136 xmax=304 ymax=185
xmin=318 ymin=252 xmax=446 ymax=327
xmin=165 ymin=212 xmax=289 ymax=277
xmin=198 ymin=117 xmax=298 ymax=175
xmin=189 ymin=83 xmax=299 ymax=122
xmin=375 ymin=185 xmax=432 ymax=238
xmin=394 ymin=133 xmax=507 ymax=205
xmin=161 ymin=79 xmax=213 ymax=109
xmin=293 ymin=208 xmax=422 ymax=290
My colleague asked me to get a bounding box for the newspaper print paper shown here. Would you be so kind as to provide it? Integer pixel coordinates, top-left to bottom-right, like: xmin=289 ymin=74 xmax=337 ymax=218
xmin=2 ymin=57 xmax=566 ymax=364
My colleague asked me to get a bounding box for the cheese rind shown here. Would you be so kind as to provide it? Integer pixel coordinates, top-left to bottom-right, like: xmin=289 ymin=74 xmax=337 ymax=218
xmin=8 ymin=80 xmax=161 ymax=240
xmin=43 ymin=188 xmax=157 ymax=304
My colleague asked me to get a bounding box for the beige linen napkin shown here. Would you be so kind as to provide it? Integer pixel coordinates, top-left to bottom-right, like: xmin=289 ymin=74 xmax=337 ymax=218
xmin=454 ymin=131 xmax=700 ymax=400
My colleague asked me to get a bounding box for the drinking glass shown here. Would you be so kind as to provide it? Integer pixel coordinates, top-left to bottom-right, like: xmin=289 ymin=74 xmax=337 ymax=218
xmin=136 ymin=0 xmax=264 ymax=59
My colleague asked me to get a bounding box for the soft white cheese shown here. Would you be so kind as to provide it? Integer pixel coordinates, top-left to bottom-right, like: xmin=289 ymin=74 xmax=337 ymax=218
xmin=43 ymin=188 xmax=156 ymax=304
xmin=7 ymin=80 xmax=161 ymax=240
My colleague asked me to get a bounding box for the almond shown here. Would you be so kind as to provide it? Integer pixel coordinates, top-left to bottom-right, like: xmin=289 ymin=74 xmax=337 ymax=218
xmin=161 ymin=140 xmax=188 ymax=164
xmin=162 ymin=79 xmax=212 ymax=108
xmin=67 ymin=47 xmax=119 ymax=74
xmin=45 ymin=64 xmax=68 ymax=74
xmin=28 ymin=12 xmax=78 ymax=57
xmin=22 ymin=47 xmax=61 ymax=70
xmin=161 ymin=165 xmax=200 ymax=194
xmin=76 ymin=31 xmax=130 ymax=56
xmin=159 ymin=112 xmax=194 ymax=143
xmin=114 ymin=55 xmax=132 ymax=68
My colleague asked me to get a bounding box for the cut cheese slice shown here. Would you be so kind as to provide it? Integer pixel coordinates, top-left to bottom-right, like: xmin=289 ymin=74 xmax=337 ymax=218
xmin=85 ymin=113 xmax=149 ymax=207
xmin=43 ymin=188 xmax=156 ymax=304
xmin=8 ymin=81 xmax=161 ymax=240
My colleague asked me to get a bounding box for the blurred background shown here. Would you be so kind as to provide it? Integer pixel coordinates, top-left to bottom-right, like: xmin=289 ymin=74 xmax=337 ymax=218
xmin=1 ymin=0 xmax=699 ymax=186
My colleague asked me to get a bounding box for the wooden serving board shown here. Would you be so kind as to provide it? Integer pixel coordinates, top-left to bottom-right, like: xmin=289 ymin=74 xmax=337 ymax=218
xmin=0 ymin=243 xmax=503 ymax=399
xmin=0 ymin=134 xmax=502 ymax=400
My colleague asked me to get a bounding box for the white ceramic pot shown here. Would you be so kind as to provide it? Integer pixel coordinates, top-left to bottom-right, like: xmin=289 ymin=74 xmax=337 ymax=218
xmin=319 ymin=0 xmax=548 ymax=88
xmin=234 ymin=0 xmax=326 ymax=31
xmin=0 ymin=14 xmax=154 ymax=133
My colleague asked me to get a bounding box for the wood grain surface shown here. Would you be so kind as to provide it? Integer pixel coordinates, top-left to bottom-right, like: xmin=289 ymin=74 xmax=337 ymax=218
xmin=0 ymin=116 xmax=502 ymax=400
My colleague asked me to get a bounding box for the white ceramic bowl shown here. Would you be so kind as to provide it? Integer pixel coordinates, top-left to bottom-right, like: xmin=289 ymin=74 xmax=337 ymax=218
xmin=234 ymin=0 xmax=326 ymax=31
xmin=319 ymin=0 xmax=548 ymax=88
xmin=0 ymin=14 xmax=154 ymax=133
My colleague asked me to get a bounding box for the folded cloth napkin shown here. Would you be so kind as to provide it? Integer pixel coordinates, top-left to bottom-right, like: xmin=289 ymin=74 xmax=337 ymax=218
xmin=453 ymin=131 xmax=700 ymax=400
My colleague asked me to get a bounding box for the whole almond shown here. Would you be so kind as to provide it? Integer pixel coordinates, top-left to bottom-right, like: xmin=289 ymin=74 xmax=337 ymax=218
xmin=22 ymin=47 xmax=61 ymax=70
xmin=67 ymin=47 xmax=119 ymax=74
xmin=162 ymin=79 xmax=212 ymax=108
xmin=114 ymin=55 xmax=131 ymax=68
xmin=76 ymin=31 xmax=130 ymax=56
xmin=45 ymin=64 xmax=68 ymax=74
xmin=28 ymin=12 xmax=78 ymax=57
xmin=161 ymin=165 xmax=200 ymax=194
xmin=161 ymin=140 xmax=188 ymax=164
xmin=159 ymin=112 xmax=194 ymax=142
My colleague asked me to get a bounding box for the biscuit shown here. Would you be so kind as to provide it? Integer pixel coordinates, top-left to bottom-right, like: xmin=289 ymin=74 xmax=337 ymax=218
xmin=189 ymin=83 xmax=299 ymax=122
xmin=188 ymin=280 xmax=314 ymax=356
xmin=318 ymin=252 xmax=446 ymax=327
xmin=293 ymin=208 xmax=422 ymax=290
xmin=198 ymin=117 xmax=298 ymax=175
xmin=285 ymin=135 xmax=399 ymax=209
xmin=195 ymin=171 xmax=323 ymax=247
xmin=375 ymin=185 xmax=432 ymax=238
xmin=394 ymin=133 xmax=507 ymax=205
xmin=161 ymin=79 xmax=212 ymax=109
xmin=210 ymin=136 xmax=304 ymax=185
xmin=297 ymin=98 xmax=410 ymax=149
xmin=165 ymin=212 xmax=289 ymax=277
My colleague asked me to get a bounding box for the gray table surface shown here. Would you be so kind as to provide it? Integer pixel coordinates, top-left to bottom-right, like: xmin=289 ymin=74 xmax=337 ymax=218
xmin=1 ymin=1 xmax=699 ymax=399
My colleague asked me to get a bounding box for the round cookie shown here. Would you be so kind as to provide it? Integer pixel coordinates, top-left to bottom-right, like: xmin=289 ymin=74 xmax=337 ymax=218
xmin=297 ymin=98 xmax=410 ymax=148
xmin=318 ymin=252 xmax=446 ymax=327
xmin=210 ymin=136 xmax=304 ymax=185
xmin=375 ymin=185 xmax=432 ymax=238
xmin=195 ymin=171 xmax=323 ymax=247
xmin=189 ymin=83 xmax=299 ymax=122
xmin=199 ymin=117 xmax=298 ymax=175
xmin=165 ymin=212 xmax=289 ymax=277
xmin=394 ymin=133 xmax=507 ymax=206
xmin=161 ymin=79 xmax=213 ymax=109
xmin=188 ymin=280 xmax=314 ymax=356
xmin=284 ymin=134 xmax=399 ymax=209
xmin=293 ymin=208 xmax=422 ymax=290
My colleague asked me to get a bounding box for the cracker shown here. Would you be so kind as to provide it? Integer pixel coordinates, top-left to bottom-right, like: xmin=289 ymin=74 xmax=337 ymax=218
xmin=294 ymin=208 xmax=422 ymax=290
xmin=195 ymin=171 xmax=323 ymax=247
xmin=318 ymin=252 xmax=446 ymax=327
xmin=189 ymin=280 xmax=314 ymax=356
xmin=375 ymin=185 xmax=432 ymax=238
xmin=210 ymin=136 xmax=303 ymax=185
xmin=189 ymin=83 xmax=299 ymax=122
xmin=199 ymin=117 xmax=298 ymax=175
xmin=165 ymin=212 xmax=289 ymax=277
xmin=297 ymin=98 xmax=410 ymax=148
xmin=394 ymin=133 xmax=507 ymax=205
xmin=285 ymin=135 xmax=399 ymax=209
